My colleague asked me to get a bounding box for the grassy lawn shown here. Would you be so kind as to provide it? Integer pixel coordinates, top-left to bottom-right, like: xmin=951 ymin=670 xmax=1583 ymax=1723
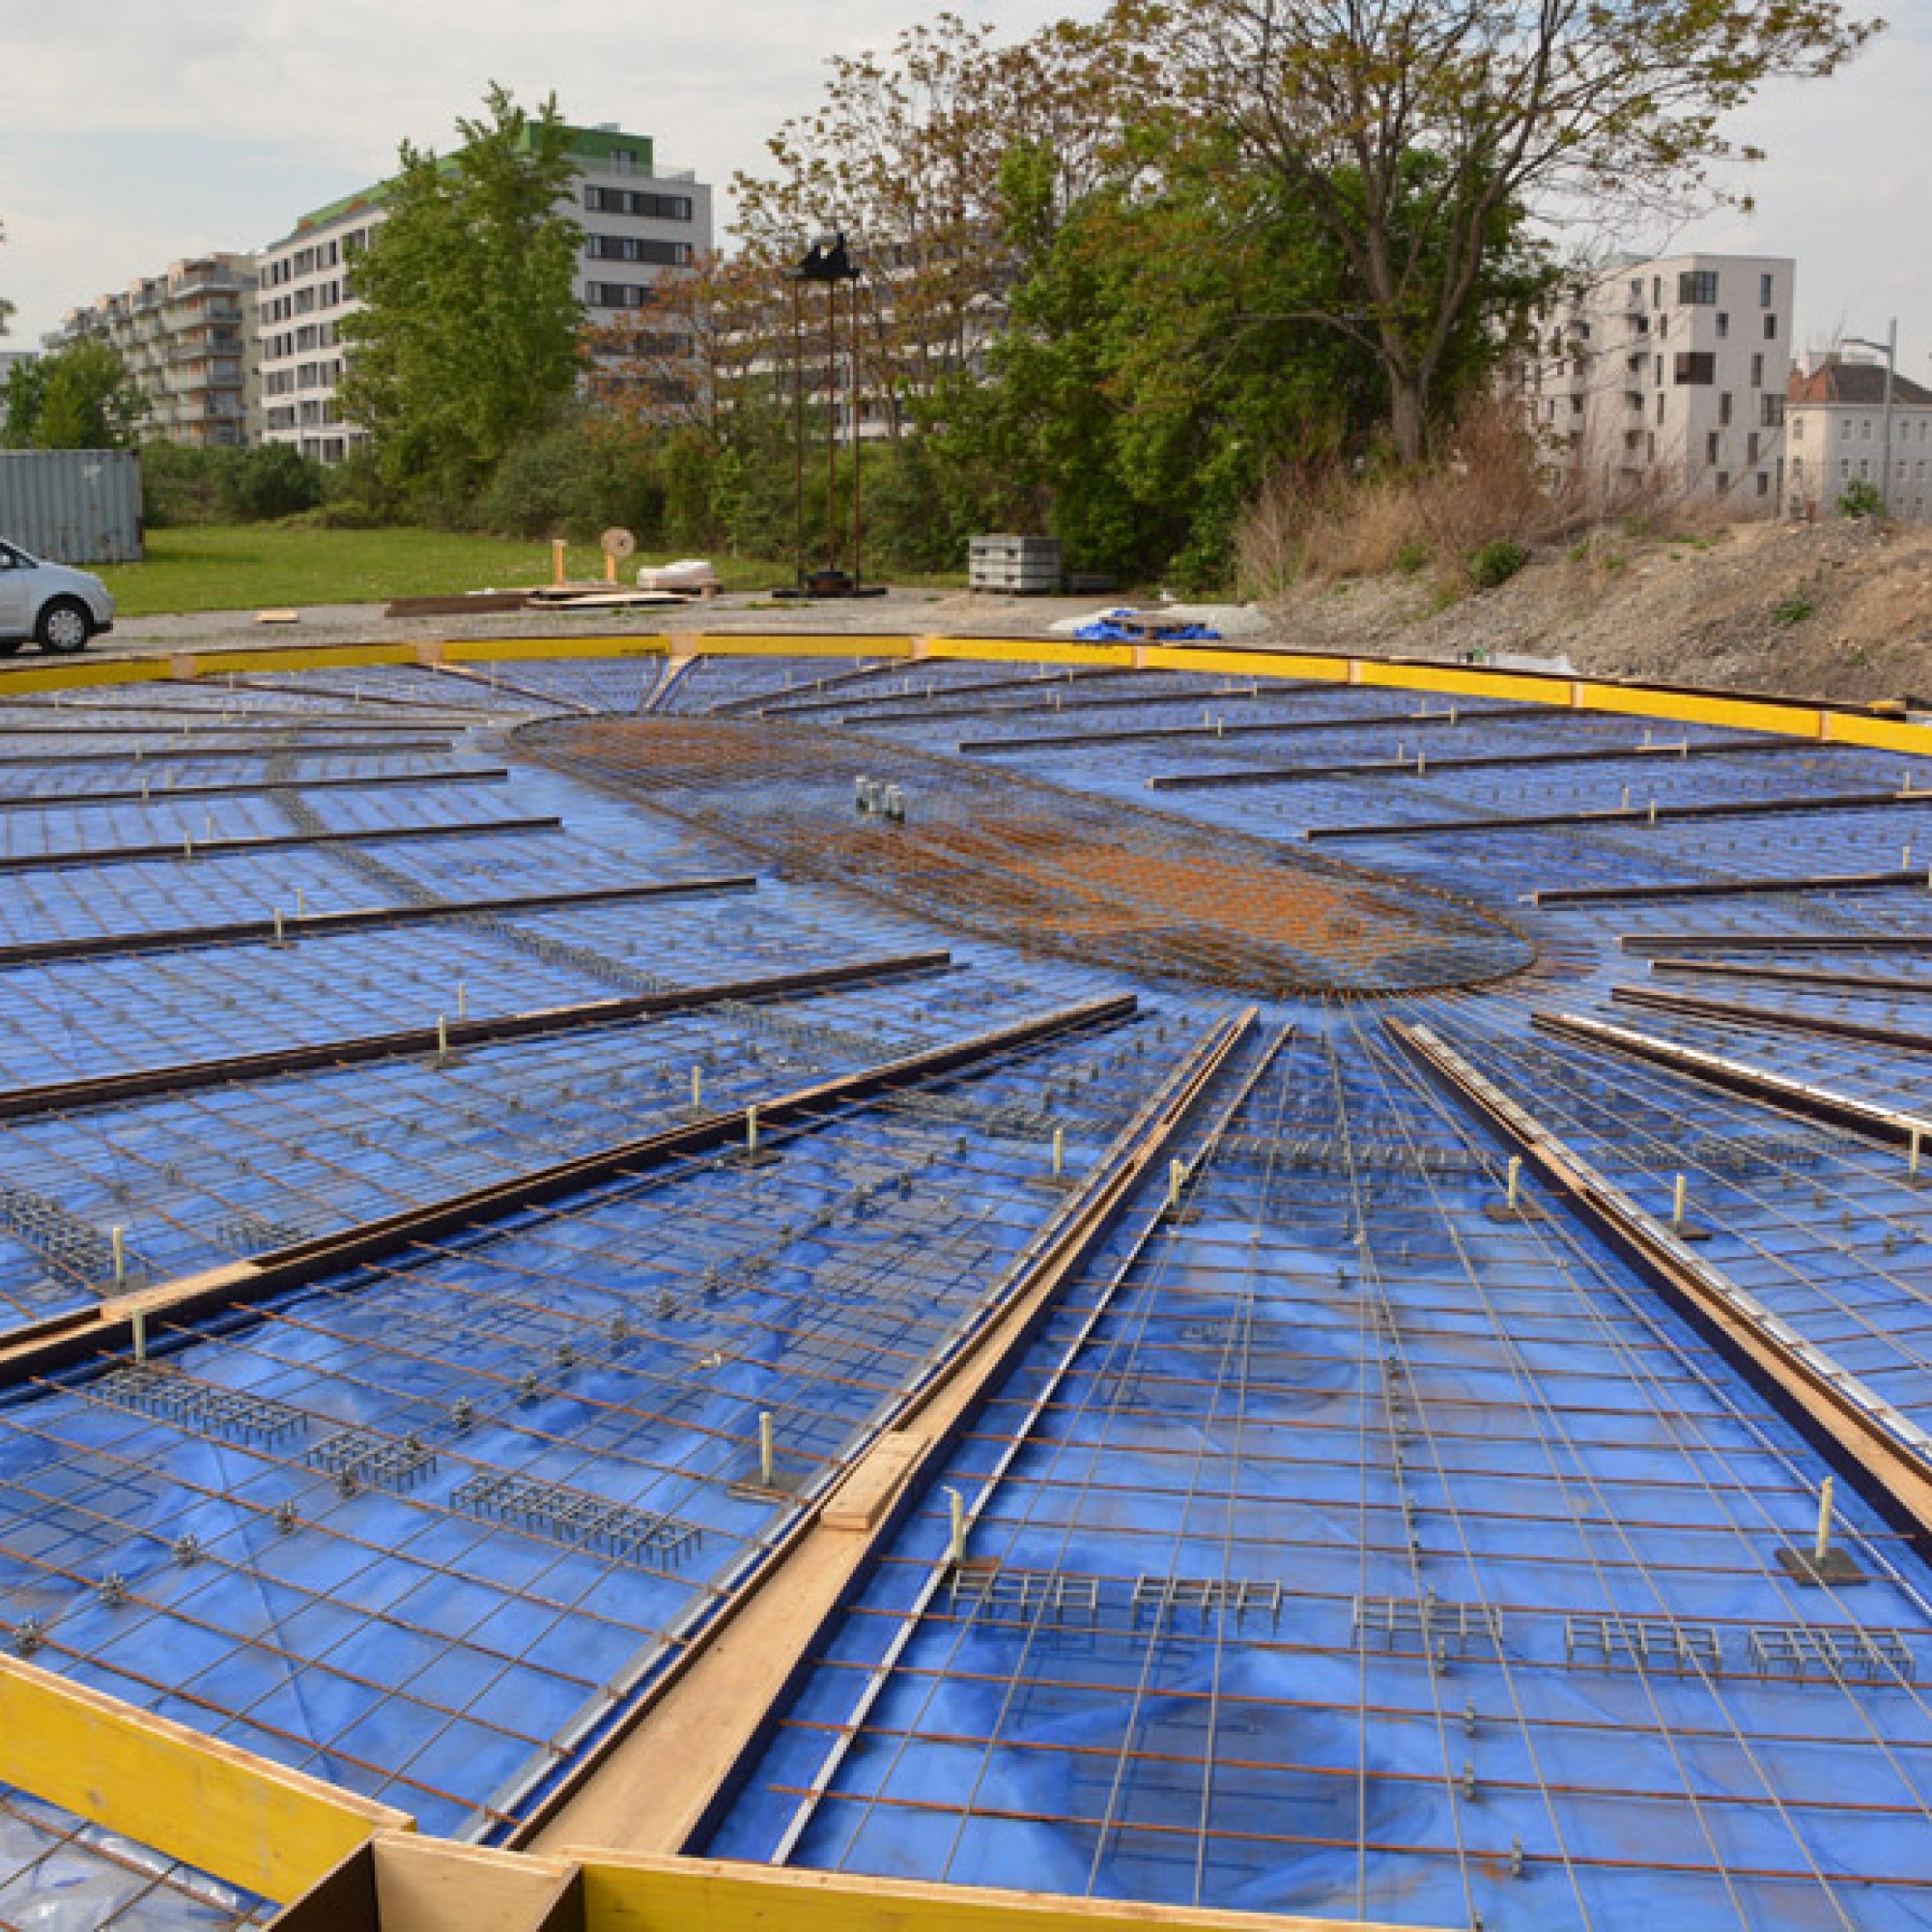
xmin=95 ymin=526 xmax=959 ymax=617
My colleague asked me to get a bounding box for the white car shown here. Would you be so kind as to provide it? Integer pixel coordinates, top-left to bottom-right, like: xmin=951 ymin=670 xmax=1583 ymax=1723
xmin=0 ymin=539 xmax=116 ymax=655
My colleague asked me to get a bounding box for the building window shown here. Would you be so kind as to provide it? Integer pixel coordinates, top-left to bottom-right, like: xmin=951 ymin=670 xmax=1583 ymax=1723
xmin=1707 ymin=431 xmax=1720 ymax=464
xmin=1717 ymin=471 xmax=1730 ymax=491
xmin=1647 ymin=432 xmax=1657 ymax=461
xmin=1859 ymin=458 xmax=1870 ymax=478
xmin=1679 ymin=270 xmax=1719 ymax=304
xmin=1750 ymin=353 xmax=1764 ymax=388
xmin=1654 ymin=355 xmax=1663 ymax=384
xmin=1630 ymin=277 xmax=1643 ymax=305
xmin=1652 ymin=275 xmax=1662 ymax=305
xmin=1841 ymin=418 xmax=1853 ymax=440
xmin=1716 ymin=311 xmax=1729 ymax=338
xmin=1861 ymin=418 xmax=1873 ymax=440
xmin=1674 ymin=352 xmax=1716 ymax=385
xmin=1840 ymin=458 xmax=1850 ymax=479
xmin=1657 ymin=393 xmax=1665 ymax=423
xmin=1719 ymin=391 xmax=1733 ymax=426
xmin=1760 ymin=271 xmax=1774 ymax=306
xmin=1747 ymin=432 xmax=1760 ymax=464
xmin=1756 ymin=471 xmax=1769 ymax=496
xmin=1764 ymin=312 xmax=1777 ymax=339
xmin=1789 ymin=409 xmax=1803 ymax=438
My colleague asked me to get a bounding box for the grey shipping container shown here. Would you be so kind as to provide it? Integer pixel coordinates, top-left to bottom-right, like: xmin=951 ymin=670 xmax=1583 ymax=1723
xmin=970 ymin=533 xmax=1062 ymax=594
xmin=0 ymin=449 xmax=143 ymax=564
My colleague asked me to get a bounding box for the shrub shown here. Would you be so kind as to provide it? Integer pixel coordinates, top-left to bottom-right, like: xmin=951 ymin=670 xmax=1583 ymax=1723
xmin=1393 ymin=538 xmax=1431 ymax=575
xmin=218 ymin=444 xmax=325 ymax=522
xmin=1467 ymin=537 xmax=1528 ymax=588
xmin=1838 ymin=477 xmax=1886 ymax=520
xmin=1772 ymin=591 xmax=1814 ymax=627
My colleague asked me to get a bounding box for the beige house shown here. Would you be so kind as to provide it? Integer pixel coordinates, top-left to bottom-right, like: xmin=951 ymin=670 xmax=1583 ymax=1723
xmin=1785 ymin=355 xmax=1932 ymax=520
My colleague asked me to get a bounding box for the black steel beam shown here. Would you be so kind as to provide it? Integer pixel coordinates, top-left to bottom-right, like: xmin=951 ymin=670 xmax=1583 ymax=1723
xmin=1149 ymin=737 xmax=1808 ymax=792
xmin=1624 ymin=929 xmax=1932 ymax=956
xmin=1307 ymin=787 xmax=1921 ymax=842
xmin=0 ymin=949 xmax=952 ymax=1122
xmin=958 ymin=703 xmax=1527 ymax=755
xmin=0 ymin=814 xmax=563 ymax=876
xmin=1611 ymin=982 xmax=1932 ymax=1056
xmin=1534 ymin=866 xmax=1922 ymax=907
xmin=0 ymin=875 xmax=755 ymax=970
xmin=1649 ymin=958 xmax=1932 ymax=996
xmin=0 ymin=768 xmax=506 ymax=812
xmin=0 ymin=991 xmax=1137 ymax=1381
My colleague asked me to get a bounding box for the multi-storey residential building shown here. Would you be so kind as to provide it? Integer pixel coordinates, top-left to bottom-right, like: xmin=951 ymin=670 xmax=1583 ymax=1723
xmin=1785 ymin=354 xmax=1932 ymax=520
xmin=45 ymin=255 xmax=257 ymax=447
xmin=256 ymin=123 xmax=711 ymax=462
xmin=1522 ymin=251 xmax=1795 ymax=510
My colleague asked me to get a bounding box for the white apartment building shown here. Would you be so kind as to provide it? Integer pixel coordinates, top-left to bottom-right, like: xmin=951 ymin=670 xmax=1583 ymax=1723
xmin=1524 ymin=252 xmax=1795 ymax=509
xmin=256 ymin=123 xmax=711 ymax=462
xmin=1785 ymin=355 xmax=1932 ymax=520
xmin=45 ymin=255 xmax=257 ymax=447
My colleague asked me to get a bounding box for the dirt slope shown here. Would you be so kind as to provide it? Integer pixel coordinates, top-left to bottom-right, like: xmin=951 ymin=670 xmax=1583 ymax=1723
xmin=1266 ymin=517 xmax=1932 ymax=705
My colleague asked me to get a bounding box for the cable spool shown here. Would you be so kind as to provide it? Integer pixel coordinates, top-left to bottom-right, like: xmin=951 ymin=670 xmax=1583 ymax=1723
xmin=601 ymin=527 xmax=637 ymax=584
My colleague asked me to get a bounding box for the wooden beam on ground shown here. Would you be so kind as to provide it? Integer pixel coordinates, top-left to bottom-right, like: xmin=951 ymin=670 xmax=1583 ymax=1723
xmin=519 ymin=1009 xmax=1255 ymax=1857
xmin=0 ymin=1654 xmax=411 ymax=1905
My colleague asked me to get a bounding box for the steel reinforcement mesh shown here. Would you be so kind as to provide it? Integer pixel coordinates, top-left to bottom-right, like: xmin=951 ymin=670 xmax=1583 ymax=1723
xmin=3 ymin=656 xmax=1932 ymax=1927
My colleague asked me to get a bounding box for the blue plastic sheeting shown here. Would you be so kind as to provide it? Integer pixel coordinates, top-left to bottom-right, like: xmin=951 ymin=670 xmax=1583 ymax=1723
xmin=0 ymin=1783 xmax=269 ymax=1928
xmin=707 ymin=1024 xmax=1932 ymax=1928
xmin=7 ymin=654 xmax=1932 ymax=1924
xmin=0 ymin=1013 xmax=1187 ymax=1836
xmin=1070 ymin=614 xmax=1221 ymax=642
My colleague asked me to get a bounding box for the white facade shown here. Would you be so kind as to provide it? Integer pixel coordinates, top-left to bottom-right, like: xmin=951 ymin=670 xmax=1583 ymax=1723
xmin=255 ymin=126 xmax=712 ymax=462
xmin=45 ymin=256 xmax=257 ymax=448
xmin=1784 ymin=355 xmax=1932 ymax=521
xmin=1524 ymin=252 xmax=1795 ymax=510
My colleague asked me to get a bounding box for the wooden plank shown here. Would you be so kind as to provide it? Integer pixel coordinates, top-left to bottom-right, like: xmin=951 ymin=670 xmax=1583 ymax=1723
xmin=821 ymin=1429 xmax=929 ymax=1531
xmin=524 ymin=1010 xmax=1253 ymax=1856
xmin=565 ymin=1850 xmax=1442 ymax=1932
xmin=0 ymin=1654 xmax=409 ymax=1903
xmin=373 ymin=1833 xmax=582 ymax=1932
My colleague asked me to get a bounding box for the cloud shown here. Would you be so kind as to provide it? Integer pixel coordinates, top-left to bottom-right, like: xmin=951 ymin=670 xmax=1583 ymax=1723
xmin=0 ymin=0 xmax=1081 ymax=339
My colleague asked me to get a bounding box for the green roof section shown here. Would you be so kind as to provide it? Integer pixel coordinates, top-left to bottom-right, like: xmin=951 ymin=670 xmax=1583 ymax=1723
xmin=293 ymin=125 xmax=654 ymax=234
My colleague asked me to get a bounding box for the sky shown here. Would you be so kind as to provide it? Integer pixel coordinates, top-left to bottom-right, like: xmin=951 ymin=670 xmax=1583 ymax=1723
xmin=0 ymin=0 xmax=1926 ymax=381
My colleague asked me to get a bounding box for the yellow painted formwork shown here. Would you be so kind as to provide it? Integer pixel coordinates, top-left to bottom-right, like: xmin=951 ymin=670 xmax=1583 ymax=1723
xmin=6 ymin=632 xmax=1932 ymax=762
xmin=0 ymin=654 xmax=176 ymax=696
xmin=0 ymin=1655 xmax=411 ymax=1904
xmin=676 ymin=633 xmax=922 ymax=661
xmin=437 ymin=637 xmax=672 ymax=665
xmin=180 ymin=640 xmax=424 ymax=678
xmin=566 ymin=1849 xmax=1449 ymax=1932
xmin=918 ymin=634 xmax=1139 ymax=670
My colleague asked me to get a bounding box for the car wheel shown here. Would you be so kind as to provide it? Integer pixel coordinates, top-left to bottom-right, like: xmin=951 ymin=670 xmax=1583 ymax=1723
xmin=35 ymin=599 xmax=92 ymax=655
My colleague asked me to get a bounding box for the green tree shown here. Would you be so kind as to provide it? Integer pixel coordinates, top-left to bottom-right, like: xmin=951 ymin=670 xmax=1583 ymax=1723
xmin=1157 ymin=0 xmax=1878 ymax=461
xmin=0 ymin=213 xmax=14 ymax=341
xmin=341 ymin=85 xmax=584 ymax=514
xmin=932 ymin=120 xmax=1548 ymax=584
xmin=3 ymin=338 xmax=144 ymax=449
